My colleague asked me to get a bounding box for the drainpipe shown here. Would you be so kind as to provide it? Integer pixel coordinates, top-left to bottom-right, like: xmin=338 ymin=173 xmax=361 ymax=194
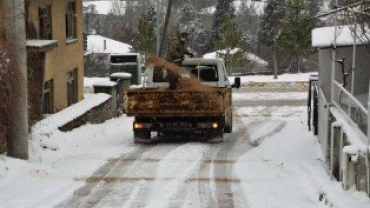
xmin=104 ymin=39 xmax=107 ymax=51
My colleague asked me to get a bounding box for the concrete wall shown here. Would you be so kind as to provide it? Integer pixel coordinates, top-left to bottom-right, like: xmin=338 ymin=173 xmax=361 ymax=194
xmin=59 ymin=96 xmax=116 ymax=132
xmin=27 ymin=0 xmax=84 ymax=112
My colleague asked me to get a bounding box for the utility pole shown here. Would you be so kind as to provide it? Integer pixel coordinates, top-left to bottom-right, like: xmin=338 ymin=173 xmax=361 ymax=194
xmin=5 ymin=0 xmax=29 ymax=159
xmin=158 ymin=0 xmax=173 ymax=58
xmin=295 ymin=5 xmax=299 ymax=74
xmin=156 ymin=0 xmax=161 ymax=56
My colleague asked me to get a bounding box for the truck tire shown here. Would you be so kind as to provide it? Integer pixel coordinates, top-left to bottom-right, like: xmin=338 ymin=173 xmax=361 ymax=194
xmin=224 ymin=110 xmax=233 ymax=133
xmin=133 ymin=130 xmax=151 ymax=144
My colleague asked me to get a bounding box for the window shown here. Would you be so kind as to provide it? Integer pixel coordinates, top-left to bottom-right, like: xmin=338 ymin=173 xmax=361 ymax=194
xmin=39 ymin=6 xmax=52 ymax=39
xmin=66 ymin=70 xmax=77 ymax=106
xmin=153 ymin=65 xmax=219 ymax=83
xmin=42 ymin=80 xmax=53 ymax=114
xmin=66 ymin=1 xmax=77 ymax=40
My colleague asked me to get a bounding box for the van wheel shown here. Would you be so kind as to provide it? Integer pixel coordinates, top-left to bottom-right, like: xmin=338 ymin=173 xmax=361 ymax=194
xmin=134 ymin=130 xmax=151 ymax=144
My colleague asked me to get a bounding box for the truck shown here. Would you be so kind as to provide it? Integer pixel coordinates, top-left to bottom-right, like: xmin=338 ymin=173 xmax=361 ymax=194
xmin=124 ymin=58 xmax=240 ymax=143
xmin=110 ymin=53 xmax=146 ymax=85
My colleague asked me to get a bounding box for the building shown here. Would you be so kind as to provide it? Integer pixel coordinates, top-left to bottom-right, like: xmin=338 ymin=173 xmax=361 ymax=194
xmin=26 ymin=0 xmax=84 ymax=119
xmin=311 ymin=25 xmax=370 ymax=196
xmin=85 ymin=34 xmax=132 ymax=77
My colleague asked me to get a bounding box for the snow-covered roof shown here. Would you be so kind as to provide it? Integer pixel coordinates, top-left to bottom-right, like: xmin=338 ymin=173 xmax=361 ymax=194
xmin=203 ymin=48 xmax=268 ymax=67
xmin=312 ymin=25 xmax=370 ymax=48
xmin=93 ymin=80 xmax=117 ymax=87
xmin=83 ymin=0 xmax=126 ymax=15
xmin=86 ymin=34 xmax=133 ymax=54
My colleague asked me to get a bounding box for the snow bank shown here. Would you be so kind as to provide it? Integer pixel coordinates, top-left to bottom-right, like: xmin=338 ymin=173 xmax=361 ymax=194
xmin=234 ymin=106 xmax=370 ymax=208
xmin=233 ymin=92 xmax=308 ymax=101
xmin=230 ymin=72 xmax=317 ymax=84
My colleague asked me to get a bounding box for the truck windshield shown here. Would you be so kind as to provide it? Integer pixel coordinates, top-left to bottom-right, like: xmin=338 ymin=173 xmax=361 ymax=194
xmin=153 ymin=65 xmax=219 ymax=83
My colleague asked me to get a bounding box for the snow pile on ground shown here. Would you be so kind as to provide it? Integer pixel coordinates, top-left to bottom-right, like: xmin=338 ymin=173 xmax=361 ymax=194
xmin=233 ymin=92 xmax=308 ymax=101
xmin=0 ymin=114 xmax=135 ymax=208
xmin=230 ymin=72 xmax=317 ymax=84
xmin=234 ymin=106 xmax=370 ymax=208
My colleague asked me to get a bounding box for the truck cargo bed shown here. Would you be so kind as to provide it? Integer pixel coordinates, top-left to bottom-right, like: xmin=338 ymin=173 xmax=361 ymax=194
xmin=125 ymin=87 xmax=229 ymax=117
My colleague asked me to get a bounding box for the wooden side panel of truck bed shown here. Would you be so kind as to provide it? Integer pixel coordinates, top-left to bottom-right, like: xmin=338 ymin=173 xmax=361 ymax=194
xmin=124 ymin=88 xmax=231 ymax=117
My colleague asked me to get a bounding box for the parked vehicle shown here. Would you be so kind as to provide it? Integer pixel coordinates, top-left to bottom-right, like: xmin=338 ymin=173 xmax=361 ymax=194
xmin=110 ymin=53 xmax=145 ymax=85
xmin=124 ymin=58 xmax=240 ymax=143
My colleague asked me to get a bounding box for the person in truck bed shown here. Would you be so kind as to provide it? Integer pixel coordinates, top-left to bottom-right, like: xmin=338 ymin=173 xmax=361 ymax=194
xmin=165 ymin=27 xmax=194 ymax=89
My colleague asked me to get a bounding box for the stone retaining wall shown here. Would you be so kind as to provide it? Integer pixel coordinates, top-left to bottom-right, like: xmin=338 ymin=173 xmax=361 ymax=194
xmin=58 ymin=96 xmax=115 ymax=132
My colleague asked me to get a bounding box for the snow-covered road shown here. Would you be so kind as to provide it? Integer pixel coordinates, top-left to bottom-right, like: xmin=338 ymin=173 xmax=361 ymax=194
xmin=1 ymin=88 xmax=369 ymax=208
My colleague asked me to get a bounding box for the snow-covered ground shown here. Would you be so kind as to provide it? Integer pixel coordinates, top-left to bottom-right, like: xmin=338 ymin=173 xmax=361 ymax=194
xmin=1 ymin=74 xmax=369 ymax=208
xmin=233 ymin=92 xmax=308 ymax=101
xmin=230 ymin=72 xmax=317 ymax=84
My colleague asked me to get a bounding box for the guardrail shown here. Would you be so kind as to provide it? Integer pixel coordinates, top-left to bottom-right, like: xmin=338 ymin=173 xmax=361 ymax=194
xmin=332 ymin=80 xmax=368 ymax=143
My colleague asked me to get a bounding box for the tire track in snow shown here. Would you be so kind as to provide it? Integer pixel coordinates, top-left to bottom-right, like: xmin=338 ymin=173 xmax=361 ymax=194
xmin=55 ymin=145 xmax=156 ymax=208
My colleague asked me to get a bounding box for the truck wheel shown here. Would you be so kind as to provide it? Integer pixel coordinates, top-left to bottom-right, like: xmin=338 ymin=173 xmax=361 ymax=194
xmin=224 ymin=111 xmax=233 ymax=133
xmin=133 ymin=130 xmax=151 ymax=144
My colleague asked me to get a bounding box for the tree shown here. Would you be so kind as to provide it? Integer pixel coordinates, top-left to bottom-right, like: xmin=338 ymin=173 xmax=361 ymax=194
xmin=212 ymin=0 xmax=235 ymax=42
xmin=134 ymin=7 xmax=157 ymax=56
xmin=214 ymin=14 xmax=246 ymax=74
xmin=258 ymin=0 xmax=286 ymax=79
xmin=177 ymin=5 xmax=211 ymax=55
xmin=330 ymin=0 xmax=351 ymax=8
xmin=279 ymin=0 xmax=314 ymax=73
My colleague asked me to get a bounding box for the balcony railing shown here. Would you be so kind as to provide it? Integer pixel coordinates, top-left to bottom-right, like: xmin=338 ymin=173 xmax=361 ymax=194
xmin=332 ymin=80 xmax=368 ymax=143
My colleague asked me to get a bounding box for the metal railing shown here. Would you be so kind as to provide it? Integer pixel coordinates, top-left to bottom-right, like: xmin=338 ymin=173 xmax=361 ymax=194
xmin=332 ymin=80 xmax=368 ymax=143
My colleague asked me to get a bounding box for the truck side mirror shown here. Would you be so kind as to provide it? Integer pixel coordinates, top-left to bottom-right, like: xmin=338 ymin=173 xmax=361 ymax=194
xmin=232 ymin=77 xmax=241 ymax=88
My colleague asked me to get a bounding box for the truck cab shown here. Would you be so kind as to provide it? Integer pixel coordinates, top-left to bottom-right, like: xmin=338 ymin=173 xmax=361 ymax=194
xmin=144 ymin=58 xmax=231 ymax=88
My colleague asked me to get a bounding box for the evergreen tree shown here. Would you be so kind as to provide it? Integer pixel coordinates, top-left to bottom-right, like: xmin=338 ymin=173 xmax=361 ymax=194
xmin=212 ymin=0 xmax=235 ymax=42
xmin=134 ymin=7 xmax=157 ymax=56
xmin=330 ymin=0 xmax=349 ymax=8
xmin=177 ymin=5 xmax=211 ymax=55
xmin=214 ymin=14 xmax=247 ymax=73
xmin=307 ymin=0 xmax=324 ymax=27
xmin=279 ymin=0 xmax=313 ymax=73
xmin=258 ymin=0 xmax=285 ymax=78
xmin=258 ymin=0 xmax=285 ymax=46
